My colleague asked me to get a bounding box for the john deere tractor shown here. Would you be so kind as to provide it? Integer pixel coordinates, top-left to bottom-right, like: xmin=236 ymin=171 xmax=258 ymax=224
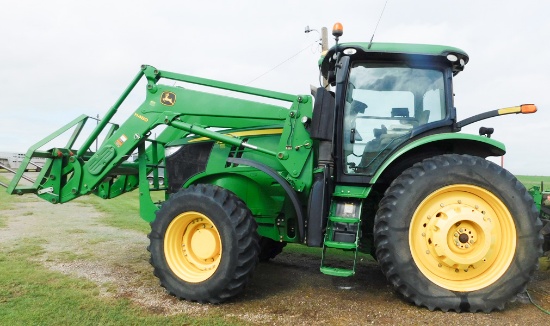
xmin=5 ymin=23 xmax=542 ymax=312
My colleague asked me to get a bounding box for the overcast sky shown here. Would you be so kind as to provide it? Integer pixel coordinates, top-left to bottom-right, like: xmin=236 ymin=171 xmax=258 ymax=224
xmin=1 ymin=0 xmax=548 ymax=175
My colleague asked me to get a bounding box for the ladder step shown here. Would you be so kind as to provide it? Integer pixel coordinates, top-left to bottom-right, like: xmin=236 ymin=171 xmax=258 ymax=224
xmin=324 ymin=240 xmax=357 ymax=250
xmin=320 ymin=266 xmax=355 ymax=277
xmin=328 ymin=216 xmax=360 ymax=223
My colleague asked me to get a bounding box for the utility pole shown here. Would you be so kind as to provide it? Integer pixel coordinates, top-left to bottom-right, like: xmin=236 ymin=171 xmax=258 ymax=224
xmin=306 ymin=25 xmax=330 ymax=91
xmin=321 ymin=27 xmax=329 ymax=88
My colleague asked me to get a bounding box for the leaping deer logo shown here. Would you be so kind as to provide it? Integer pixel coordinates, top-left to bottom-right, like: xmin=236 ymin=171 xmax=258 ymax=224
xmin=161 ymin=91 xmax=176 ymax=106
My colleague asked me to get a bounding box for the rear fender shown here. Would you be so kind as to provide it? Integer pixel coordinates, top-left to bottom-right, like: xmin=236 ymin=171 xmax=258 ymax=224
xmin=371 ymin=133 xmax=506 ymax=184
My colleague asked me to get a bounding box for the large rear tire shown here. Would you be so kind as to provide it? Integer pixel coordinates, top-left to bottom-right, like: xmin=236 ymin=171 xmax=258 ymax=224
xmin=374 ymin=154 xmax=542 ymax=312
xmin=148 ymin=184 xmax=259 ymax=303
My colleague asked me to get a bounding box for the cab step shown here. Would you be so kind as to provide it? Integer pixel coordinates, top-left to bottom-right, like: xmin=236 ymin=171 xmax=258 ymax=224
xmin=320 ymin=200 xmax=363 ymax=277
xmin=323 ymin=240 xmax=357 ymax=250
xmin=320 ymin=266 xmax=355 ymax=277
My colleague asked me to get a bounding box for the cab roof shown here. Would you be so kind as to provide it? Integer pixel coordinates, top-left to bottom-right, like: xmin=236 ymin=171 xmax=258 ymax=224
xmin=319 ymin=42 xmax=469 ymax=77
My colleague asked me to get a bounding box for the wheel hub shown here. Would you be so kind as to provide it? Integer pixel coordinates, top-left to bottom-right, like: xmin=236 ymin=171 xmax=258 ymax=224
xmin=426 ymin=204 xmax=493 ymax=271
xmin=409 ymin=185 xmax=516 ymax=291
xmin=165 ymin=212 xmax=222 ymax=282
xmin=190 ymin=228 xmax=219 ymax=261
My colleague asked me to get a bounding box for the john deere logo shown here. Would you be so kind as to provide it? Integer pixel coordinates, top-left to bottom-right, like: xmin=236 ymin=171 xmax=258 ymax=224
xmin=160 ymin=91 xmax=176 ymax=106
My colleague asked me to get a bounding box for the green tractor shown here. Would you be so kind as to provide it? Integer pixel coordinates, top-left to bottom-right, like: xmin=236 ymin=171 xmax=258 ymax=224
xmin=5 ymin=23 xmax=542 ymax=312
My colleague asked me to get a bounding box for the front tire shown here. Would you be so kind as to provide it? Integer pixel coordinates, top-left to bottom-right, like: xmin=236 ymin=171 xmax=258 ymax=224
xmin=374 ymin=154 xmax=542 ymax=312
xmin=148 ymin=184 xmax=259 ymax=303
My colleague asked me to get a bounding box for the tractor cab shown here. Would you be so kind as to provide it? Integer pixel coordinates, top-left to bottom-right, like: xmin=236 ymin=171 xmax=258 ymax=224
xmin=317 ymin=24 xmax=469 ymax=183
xmin=342 ymin=59 xmax=452 ymax=175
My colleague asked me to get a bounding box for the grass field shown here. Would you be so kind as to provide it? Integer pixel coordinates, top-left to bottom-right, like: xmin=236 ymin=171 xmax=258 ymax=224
xmin=516 ymin=175 xmax=550 ymax=191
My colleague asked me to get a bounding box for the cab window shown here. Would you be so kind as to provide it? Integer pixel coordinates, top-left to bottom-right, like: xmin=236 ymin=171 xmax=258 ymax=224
xmin=343 ymin=63 xmax=446 ymax=174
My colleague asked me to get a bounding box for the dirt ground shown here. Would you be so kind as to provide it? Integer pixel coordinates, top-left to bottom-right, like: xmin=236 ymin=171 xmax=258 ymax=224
xmin=1 ymin=196 xmax=550 ymax=325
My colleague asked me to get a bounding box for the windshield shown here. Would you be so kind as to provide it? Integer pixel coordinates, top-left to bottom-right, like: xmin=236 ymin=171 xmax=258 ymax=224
xmin=343 ymin=63 xmax=446 ymax=175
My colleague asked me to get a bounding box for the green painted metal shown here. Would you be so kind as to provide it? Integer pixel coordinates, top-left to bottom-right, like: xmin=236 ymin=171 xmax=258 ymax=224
xmin=319 ymin=42 xmax=469 ymax=77
xmin=319 ymin=266 xmax=355 ymax=277
xmin=168 ymin=120 xmax=279 ymax=157
xmin=529 ymin=186 xmax=543 ymax=212
xmin=370 ymin=133 xmax=506 ymax=183
xmin=333 ymin=185 xmax=371 ymax=198
xmin=6 ymin=114 xmax=89 ymax=195
xmin=323 ymin=241 xmax=357 ymax=250
xmin=157 ymin=69 xmax=297 ymax=102
xmin=323 ymin=42 xmax=468 ymax=62
xmin=76 ymin=69 xmax=145 ymax=158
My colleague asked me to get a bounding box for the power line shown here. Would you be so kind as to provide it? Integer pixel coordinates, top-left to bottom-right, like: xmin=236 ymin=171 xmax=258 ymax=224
xmin=245 ymin=40 xmax=319 ymax=86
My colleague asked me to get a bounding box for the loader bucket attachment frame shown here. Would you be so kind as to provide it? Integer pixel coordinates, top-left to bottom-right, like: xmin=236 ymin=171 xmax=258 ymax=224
xmin=5 ymin=67 xmax=157 ymax=203
xmin=7 ymin=114 xmax=93 ymax=196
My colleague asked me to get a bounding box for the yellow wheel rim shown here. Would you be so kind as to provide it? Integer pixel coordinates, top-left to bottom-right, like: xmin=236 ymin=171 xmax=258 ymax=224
xmin=164 ymin=211 xmax=222 ymax=283
xmin=409 ymin=184 xmax=516 ymax=292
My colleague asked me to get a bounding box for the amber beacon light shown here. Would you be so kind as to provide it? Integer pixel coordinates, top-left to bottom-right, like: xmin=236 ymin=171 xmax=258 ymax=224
xmin=332 ymin=22 xmax=343 ymax=38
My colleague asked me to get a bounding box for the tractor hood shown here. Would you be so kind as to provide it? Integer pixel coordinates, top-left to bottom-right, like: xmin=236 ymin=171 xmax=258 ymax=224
xmin=319 ymin=42 xmax=469 ymax=80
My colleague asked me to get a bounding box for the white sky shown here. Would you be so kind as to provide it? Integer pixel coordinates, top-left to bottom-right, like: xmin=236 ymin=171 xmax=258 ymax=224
xmin=1 ymin=0 xmax=548 ymax=175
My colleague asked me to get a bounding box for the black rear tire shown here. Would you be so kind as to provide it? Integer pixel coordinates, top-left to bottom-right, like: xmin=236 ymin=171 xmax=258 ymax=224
xmin=374 ymin=154 xmax=542 ymax=312
xmin=148 ymin=184 xmax=259 ymax=303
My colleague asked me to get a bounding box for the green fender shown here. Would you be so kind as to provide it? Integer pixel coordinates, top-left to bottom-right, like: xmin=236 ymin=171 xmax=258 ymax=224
xmin=184 ymin=159 xmax=307 ymax=241
xmin=184 ymin=171 xmax=283 ymax=217
xmin=371 ymin=133 xmax=506 ymax=183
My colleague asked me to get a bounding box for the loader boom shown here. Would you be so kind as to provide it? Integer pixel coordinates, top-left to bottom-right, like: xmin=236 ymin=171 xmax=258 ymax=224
xmin=7 ymin=65 xmax=313 ymax=222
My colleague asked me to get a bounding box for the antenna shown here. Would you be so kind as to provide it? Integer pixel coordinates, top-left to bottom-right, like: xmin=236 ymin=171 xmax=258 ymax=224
xmin=368 ymin=0 xmax=389 ymax=49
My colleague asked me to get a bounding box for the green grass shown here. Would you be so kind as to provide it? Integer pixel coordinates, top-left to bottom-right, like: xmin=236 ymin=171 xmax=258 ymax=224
xmin=74 ymin=191 xmax=158 ymax=234
xmin=0 ymin=241 xmax=239 ymax=325
xmin=516 ymin=175 xmax=550 ymax=191
xmin=0 ymin=174 xmax=13 ymax=210
xmin=0 ymin=174 xmax=19 ymax=227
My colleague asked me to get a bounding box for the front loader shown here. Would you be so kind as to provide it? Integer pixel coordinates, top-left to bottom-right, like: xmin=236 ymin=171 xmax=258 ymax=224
xmin=5 ymin=23 xmax=542 ymax=312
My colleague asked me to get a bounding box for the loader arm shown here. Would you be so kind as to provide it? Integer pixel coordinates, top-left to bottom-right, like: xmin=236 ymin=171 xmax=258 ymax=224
xmin=7 ymin=65 xmax=313 ymax=216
